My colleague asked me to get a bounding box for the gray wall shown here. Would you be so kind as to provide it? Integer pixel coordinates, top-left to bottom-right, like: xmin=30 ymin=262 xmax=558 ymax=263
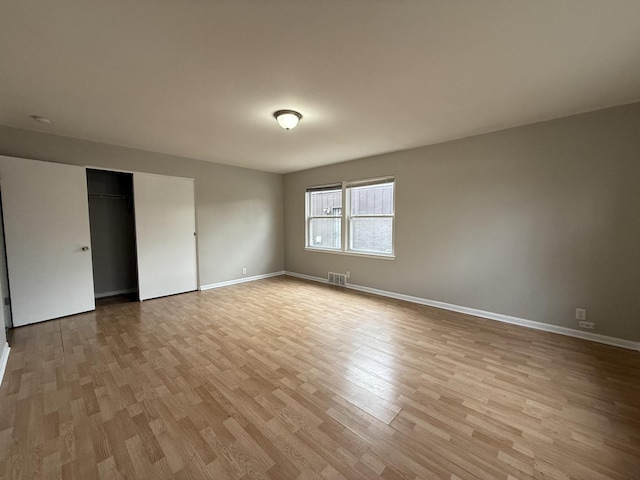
xmin=284 ymin=103 xmax=640 ymax=342
xmin=0 ymin=126 xmax=284 ymax=287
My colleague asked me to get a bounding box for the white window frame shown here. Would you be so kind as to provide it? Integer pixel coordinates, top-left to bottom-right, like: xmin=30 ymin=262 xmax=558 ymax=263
xmin=345 ymin=177 xmax=395 ymax=256
xmin=305 ymin=183 xmax=343 ymax=251
xmin=305 ymin=176 xmax=395 ymax=259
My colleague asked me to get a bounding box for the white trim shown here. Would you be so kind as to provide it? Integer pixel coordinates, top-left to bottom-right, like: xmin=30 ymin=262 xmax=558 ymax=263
xmin=284 ymin=271 xmax=640 ymax=352
xmin=84 ymin=165 xmax=195 ymax=181
xmin=0 ymin=342 xmax=10 ymax=386
xmin=200 ymin=271 xmax=285 ymax=291
xmin=345 ymin=175 xmax=395 ymax=188
xmin=95 ymin=288 xmax=137 ymax=299
xmin=304 ymin=248 xmax=395 ymax=260
xmin=286 ymin=271 xmax=329 ymax=284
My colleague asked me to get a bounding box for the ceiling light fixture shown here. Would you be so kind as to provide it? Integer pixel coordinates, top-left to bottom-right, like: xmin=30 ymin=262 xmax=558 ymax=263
xmin=31 ymin=115 xmax=51 ymax=125
xmin=273 ymin=110 xmax=302 ymax=130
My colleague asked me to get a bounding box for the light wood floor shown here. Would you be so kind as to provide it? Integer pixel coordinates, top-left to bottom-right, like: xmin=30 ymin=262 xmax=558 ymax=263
xmin=0 ymin=277 xmax=639 ymax=480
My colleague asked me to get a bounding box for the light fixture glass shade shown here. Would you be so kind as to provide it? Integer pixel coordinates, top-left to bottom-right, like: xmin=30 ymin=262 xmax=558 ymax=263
xmin=274 ymin=110 xmax=302 ymax=130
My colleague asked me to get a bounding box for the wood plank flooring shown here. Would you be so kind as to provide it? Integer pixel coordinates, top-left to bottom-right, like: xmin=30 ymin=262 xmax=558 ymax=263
xmin=0 ymin=276 xmax=639 ymax=479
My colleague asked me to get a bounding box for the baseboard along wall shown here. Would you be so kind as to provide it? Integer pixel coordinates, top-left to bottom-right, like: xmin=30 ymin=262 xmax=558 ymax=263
xmin=200 ymin=271 xmax=285 ymax=291
xmin=283 ymin=271 xmax=640 ymax=352
xmin=95 ymin=288 xmax=138 ymax=299
xmin=0 ymin=342 xmax=10 ymax=386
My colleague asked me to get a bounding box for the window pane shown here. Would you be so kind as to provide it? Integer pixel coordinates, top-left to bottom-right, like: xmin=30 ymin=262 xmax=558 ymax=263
xmin=309 ymin=189 xmax=342 ymax=216
xmin=350 ymin=183 xmax=394 ymax=215
xmin=350 ymin=217 xmax=393 ymax=254
xmin=309 ymin=217 xmax=342 ymax=249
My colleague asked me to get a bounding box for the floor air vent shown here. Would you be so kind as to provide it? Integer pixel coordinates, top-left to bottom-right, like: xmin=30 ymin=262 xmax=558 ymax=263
xmin=328 ymin=272 xmax=347 ymax=286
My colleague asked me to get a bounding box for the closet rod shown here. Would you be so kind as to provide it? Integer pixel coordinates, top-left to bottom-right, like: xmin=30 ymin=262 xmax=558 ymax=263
xmin=88 ymin=193 xmax=128 ymax=199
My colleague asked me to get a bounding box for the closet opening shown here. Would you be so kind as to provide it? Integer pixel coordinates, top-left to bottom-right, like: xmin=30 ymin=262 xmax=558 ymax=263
xmin=86 ymin=169 xmax=139 ymax=303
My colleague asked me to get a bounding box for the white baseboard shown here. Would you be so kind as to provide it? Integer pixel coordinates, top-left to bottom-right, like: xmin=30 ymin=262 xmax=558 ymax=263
xmin=200 ymin=271 xmax=285 ymax=291
xmin=285 ymin=271 xmax=329 ymax=284
xmin=284 ymin=271 xmax=640 ymax=352
xmin=95 ymin=288 xmax=137 ymax=299
xmin=0 ymin=342 xmax=10 ymax=386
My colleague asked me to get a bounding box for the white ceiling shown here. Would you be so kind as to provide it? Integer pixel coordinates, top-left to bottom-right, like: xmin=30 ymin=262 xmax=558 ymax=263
xmin=1 ymin=1 xmax=639 ymax=174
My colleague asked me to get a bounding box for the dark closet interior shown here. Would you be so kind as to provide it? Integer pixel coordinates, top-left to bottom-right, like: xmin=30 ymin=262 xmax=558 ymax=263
xmin=86 ymin=169 xmax=138 ymax=299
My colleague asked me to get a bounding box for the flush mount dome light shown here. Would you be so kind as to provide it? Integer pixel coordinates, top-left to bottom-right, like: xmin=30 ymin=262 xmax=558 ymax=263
xmin=273 ymin=110 xmax=302 ymax=130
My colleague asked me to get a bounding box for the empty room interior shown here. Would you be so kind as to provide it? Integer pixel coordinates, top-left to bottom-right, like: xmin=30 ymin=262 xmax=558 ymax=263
xmin=0 ymin=1 xmax=639 ymax=479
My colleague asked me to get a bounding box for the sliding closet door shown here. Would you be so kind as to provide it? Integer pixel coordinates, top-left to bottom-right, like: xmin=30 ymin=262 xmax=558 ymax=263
xmin=134 ymin=173 xmax=197 ymax=300
xmin=0 ymin=155 xmax=95 ymax=327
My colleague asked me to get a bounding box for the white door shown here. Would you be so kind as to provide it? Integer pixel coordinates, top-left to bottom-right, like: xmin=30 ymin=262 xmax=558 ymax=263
xmin=134 ymin=173 xmax=197 ymax=300
xmin=0 ymin=198 xmax=13 ymax=328
xmin=0 ymin=156 xmax=95 ymax=327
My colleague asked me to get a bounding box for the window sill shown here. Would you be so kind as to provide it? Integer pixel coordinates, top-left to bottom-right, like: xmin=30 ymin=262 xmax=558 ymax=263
xmin=304 ymin=247 xmax=395 ymax=260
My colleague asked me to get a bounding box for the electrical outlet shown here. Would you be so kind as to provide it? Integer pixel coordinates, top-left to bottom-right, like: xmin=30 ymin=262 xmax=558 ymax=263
xmin=242 ymin=267 xmax=247 ymax=275
xmin=575 ymin=308 xmax=586 ymax=320
xmin=346 ymin=271 xmax=351 ymax=278
xmin=579 ymin=321 xmax=595 ymax=330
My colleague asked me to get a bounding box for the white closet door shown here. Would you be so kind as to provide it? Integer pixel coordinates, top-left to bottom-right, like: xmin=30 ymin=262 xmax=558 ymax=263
xmin=134 ymin=173 xmax=197 ymax=300
xmin=0 ymin=156 xmax=95 ymax=327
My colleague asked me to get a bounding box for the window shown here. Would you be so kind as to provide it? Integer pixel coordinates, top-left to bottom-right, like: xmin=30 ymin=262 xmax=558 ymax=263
xmin=347 ymin=179 xmax=394 ymax=255
xmin=305 ymin=177 xmax=395 ymax=257
xmin=306 ymin=184 xmax=343 ymax=250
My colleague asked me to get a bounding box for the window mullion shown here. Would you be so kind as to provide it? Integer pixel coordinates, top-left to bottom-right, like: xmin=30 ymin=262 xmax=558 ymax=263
xmin=342 ymin=181 xmax=347 ymax=252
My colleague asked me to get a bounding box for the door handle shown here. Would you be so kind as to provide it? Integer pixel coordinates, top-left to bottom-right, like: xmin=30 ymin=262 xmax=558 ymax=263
xmin=81 ymin=246 xmax=90 ymax=251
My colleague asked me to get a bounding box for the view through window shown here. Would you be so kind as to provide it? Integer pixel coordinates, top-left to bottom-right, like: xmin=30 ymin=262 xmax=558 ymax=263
xmin=305 ymin=177 xmax=394 ymax=256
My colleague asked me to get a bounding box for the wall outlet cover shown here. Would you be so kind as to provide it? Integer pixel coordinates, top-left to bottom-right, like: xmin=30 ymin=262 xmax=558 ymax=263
xmin=579 ymin=321 xmax=595 ymax=330
xmin=575 ymin=308 xmax=586 ymax=320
